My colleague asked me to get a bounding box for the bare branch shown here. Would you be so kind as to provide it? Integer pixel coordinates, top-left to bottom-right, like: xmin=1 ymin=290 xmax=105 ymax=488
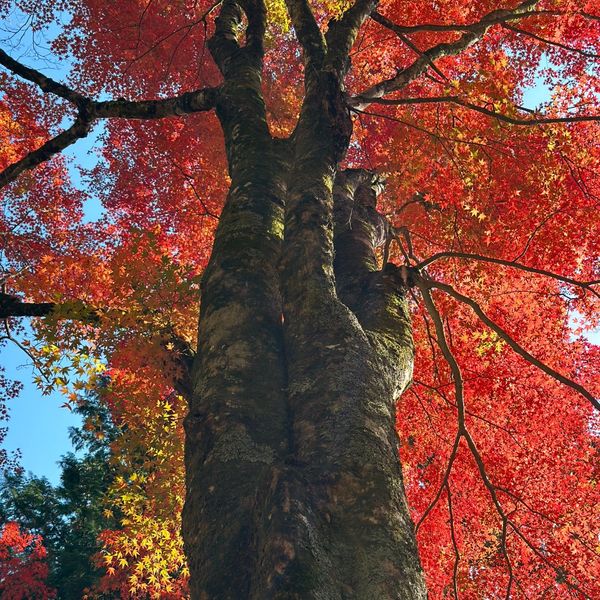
xmin=172 ymin=161 xmax=221 ymax=220
xmin=0 ymin=48 xmax=87 ymax=105
xmin=362 ymin=95 xmax=600 ymax=126
xmin=371 ymin=13 xmax=447 ymax=80
xmin=416 ymin=432 xmax=461 ymax=532
xmin=446 ymin=482 xmax=460 ymax=600
xmin=126 ymin=0 xmax=222 ymax=68
xmin=509 ymin=525 xmax=593 ymax=598
xmin=415 ymin=281 xmax=466 ymax=531
xmin=415 ymin=251 xmax=600 ymax=298
xmin=417 ymin=282 xmax=467 ymax=429
xmin=395 ymin=191 xmax=441 ymax=215
xmin=1 ymin=316 xmax=51 ymax=384
xmin=461 ymin=431 xmax=514 ymax=598
xmin=420 ymin=276 xmax=600 ymax=410
xmin=0 ymin=113 xmax=92 ymax=190
xmin=415 ymin=379 xmax=521 ymax=442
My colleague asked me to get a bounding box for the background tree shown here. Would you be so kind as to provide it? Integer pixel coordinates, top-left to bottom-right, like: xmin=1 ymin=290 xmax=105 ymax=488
xmin=0 ymin=521 xmax=55 ymax=599
xmin=0 ymin=0 xmax=599 ymax=598
xmin=0 ymin=390 xmax=119 ymax=598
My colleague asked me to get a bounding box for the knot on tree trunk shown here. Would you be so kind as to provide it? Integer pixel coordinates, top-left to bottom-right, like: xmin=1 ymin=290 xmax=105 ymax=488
xmin=334 ymin=168 xmax=389 ymax=252
xmin=333 ymin=168 xmax=392 ymax=311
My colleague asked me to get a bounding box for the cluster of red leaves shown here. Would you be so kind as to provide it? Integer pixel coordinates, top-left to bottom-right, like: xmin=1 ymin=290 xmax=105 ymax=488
xmin=0 ymin=522 xmax=55 ymax=599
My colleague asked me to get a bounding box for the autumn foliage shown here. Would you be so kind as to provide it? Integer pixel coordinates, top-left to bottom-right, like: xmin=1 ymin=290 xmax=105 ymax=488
xmin=0 ymin=522 xmax=54 ymax=599
xmin=0 ymin=0 xmax=599 ymax=597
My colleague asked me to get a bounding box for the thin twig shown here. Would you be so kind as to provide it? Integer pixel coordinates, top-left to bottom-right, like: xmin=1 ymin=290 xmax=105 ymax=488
xmin=364 ymin=96 xmax=600 ymax=126
xmin=414 ymin=251 xmax=600 ymax=298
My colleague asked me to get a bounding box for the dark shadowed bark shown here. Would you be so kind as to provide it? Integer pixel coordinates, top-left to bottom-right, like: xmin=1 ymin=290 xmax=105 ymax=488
xmin=182 ymin=0 xmax=426 ymax=597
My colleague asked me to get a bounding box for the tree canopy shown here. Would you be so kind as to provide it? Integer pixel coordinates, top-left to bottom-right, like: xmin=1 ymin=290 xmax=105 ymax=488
xmin=0 ymin=0 xmax=599 ymax=597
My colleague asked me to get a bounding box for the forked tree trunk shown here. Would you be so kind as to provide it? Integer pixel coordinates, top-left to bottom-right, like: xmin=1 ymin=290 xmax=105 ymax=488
xmin=183 ymin=1 xmax=426 ymax=597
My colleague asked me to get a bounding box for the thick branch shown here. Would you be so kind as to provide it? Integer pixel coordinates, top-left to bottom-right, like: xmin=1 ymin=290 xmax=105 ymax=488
xmin=240 ymin=0 xmax=267 ymax=57
xmin=0 ymin=293 xmax=56 ymax=319
xmin=0 ymin=113 xmax=92 ymax=190
xmin=284 ymin=0 xmax=326 ymax=70
xmin=208 ymin=0 xmax=245 ymax=74
xmin=351 ymin=0 xmax=540 ymax=107
xmin=325 ymin=0 xmax=379 ymax=75
xmin=0 ymin=48 xmax=86 ymax=105
xmin=93 ymin=88 xmax=219 ymax=119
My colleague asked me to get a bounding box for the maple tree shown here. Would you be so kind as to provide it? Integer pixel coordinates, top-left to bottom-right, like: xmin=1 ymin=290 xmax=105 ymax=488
xmin=0 ymin=521 xmax=55 ymax=599
xmin=0 ymin=0 xmax=599 ymax=597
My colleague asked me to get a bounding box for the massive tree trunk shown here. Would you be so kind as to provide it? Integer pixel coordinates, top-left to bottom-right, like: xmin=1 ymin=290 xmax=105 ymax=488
xmin=182 ymin=0 xmax=426 ymax=597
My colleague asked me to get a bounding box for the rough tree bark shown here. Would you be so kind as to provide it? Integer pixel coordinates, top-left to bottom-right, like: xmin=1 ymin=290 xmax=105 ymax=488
xmin=182 ymin=0 xmax=426 ymax=597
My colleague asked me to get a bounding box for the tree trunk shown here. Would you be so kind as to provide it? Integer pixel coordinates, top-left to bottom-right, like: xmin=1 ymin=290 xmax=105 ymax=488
xmin=182 ymin=1 xmax=426 ymax=597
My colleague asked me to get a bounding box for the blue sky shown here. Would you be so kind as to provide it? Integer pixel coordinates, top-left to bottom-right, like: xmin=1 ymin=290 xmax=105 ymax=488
xmin=1 ymin=11 xmax=106 ymax=482
xmin=0 ymin=17 xmax=597 ymax=484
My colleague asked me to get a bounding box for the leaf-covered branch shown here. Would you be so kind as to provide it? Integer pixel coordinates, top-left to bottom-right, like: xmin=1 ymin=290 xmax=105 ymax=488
xmin=503 ymin=23 xmax=600 ymax=59
xmin=0 ymin=292 xmax=96 ymax=321
xmin=370 ymin=8 xmax=595 ymax=35
xmin=351 ymin=0 xmax=541 ymax=107
xmin=415 ymin=251 xmax=600 ymax=298
xmin=363 ymin=95 xmax=600 ymax=126
xmin=0 ymin=292 xmax=193 ymax=388
xmin=419 ymin=275 xmax=599 ymax=410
